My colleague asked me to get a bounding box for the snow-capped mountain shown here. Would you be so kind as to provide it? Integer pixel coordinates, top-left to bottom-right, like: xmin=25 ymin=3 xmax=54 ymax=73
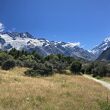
xmin=91 ymin=36 xmax=110 ymax=58
xmin=0 ymin=32 xmax=95 ymax=60
xmin=97 ymin=47 xmax=110 ymax=61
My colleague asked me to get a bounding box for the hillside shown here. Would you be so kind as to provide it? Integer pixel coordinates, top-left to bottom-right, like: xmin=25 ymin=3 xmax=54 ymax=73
xmin=0 ymin=32 xmax=95 ymax=60
xmin=0 ymin=67 xmax=110 ymax=110
xmin=97 ymin=47 xmax=110 ymax=61
xmin=91 ymin=36 xmax=110 ymax=59
xmin=2 ymin=32 xmax=110 ymax=61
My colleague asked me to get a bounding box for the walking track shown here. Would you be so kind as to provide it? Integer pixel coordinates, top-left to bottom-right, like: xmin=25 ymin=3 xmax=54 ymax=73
xmin=83 ymin=75 xmax=110 ymax=90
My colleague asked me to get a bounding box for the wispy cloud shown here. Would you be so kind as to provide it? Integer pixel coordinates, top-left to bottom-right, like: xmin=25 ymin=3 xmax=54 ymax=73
xmin=62 ymin=42 xmax=80 ymax=48
xmin=0 ymin=22 xmax=4 ymax=32
xmin=8 ymin=28 xmax=16 ymax=32
xmin=12 ymin=28 xmax=16 ymax=31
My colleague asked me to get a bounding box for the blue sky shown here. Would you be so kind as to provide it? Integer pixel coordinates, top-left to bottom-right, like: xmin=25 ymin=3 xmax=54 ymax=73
xmin=0 ymin=0 xmax=110 ymax=50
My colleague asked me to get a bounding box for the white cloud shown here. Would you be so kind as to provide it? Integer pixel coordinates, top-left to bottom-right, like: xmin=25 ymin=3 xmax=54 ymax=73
xmin=0 ymin=22 xmax=4 ymax=32
xmin=8 ymin=28 xmax=16 ymax=32
xmin=12 ymin=28 xmax=16 ymax=31
xmin=62 ymin=42 xmax=80 ymax=48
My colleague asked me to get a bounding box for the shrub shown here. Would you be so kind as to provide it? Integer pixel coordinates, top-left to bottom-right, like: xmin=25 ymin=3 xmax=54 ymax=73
xmin=85 ymin=62 xmax=108 ymax=77
xmin=1 ymin=60 xmax=16 ymax=70
xmin=25 ymin=63 xmax=53 ymax=77
xmin=85 ymin=63 xmax=94 ymax=74
xmin=15 ymin=60 xmax=24 ymax=67
xmin=23 ymin=60 xmax=37 ymax=68
xmin=70 ymin=61 xmax=82 ymax=74
xmin=0 ymin=52 xmax=13 ymax=66
xmin=55 ymin=62 xmax=68 ymax=73
xmin=92 ymin=63 xmax=107 ymax=77
xmin=81 ymin=68 xmax=85 ymax=74
xmin=18 ymin=55 xmax=37 ymax=68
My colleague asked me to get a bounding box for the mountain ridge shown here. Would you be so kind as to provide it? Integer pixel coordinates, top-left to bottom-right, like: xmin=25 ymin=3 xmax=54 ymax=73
xmin=91 ymin=36 xmax=110 ymax=58
xmin=0 ymin=32 xmax=95 ymax=60
xmin=97 ymin=47 xmax=110 ymax=61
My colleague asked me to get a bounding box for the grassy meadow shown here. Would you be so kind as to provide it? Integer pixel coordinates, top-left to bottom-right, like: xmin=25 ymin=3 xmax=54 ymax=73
xmin=0 ymin=67 xmax=110 ymax=110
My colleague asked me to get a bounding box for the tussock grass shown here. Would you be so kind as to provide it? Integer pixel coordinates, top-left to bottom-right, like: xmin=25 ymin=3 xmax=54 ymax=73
xmin=0 ymin=67 xmax=110 ymax=110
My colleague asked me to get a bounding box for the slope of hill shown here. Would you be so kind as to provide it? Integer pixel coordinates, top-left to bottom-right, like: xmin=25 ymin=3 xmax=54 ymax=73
xmin=0 ymin=67 xmax=109 ymax=110
xmin=92 ymin=37 xmax=110 ymax=58
xmin=97 ymin=47 xmax=110 ymax=61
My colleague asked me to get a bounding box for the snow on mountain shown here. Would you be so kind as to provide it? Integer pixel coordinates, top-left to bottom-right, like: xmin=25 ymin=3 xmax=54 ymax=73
xmin=0 ymin=33 xmax=13 ymax=41
xmin=104 ymin=37 xmax=110 ymax=42
xmin=62 ymin=42 xmax=80 ymax=48
xmin=91 ymin=36 xmax=110 ymax=58
xmin=0 ymin=32 xmax=95 ymax=60
xmin=0 ymin=32 xmax=44 ymax=50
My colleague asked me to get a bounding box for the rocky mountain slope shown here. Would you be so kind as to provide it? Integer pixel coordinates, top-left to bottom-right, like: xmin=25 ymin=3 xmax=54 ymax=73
xmin=91 ymin=37 xmax=110 ymax=58
xmin=0 ymin=32 xmax=95 ymax=60
xmin=97 ymin=47 xmax=110 ymax=61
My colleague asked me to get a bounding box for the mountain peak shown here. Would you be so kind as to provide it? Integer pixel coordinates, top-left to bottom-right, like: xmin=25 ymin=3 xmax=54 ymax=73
xmin=0 ymin=31 xmax=95 ymax=60
xmin=91 ymin=36 xmax=110 ymax=58
xmin=104 ymin=36 xmax=110 ymax=42
xmin=0 ymin=32 xmax=34 ymax=39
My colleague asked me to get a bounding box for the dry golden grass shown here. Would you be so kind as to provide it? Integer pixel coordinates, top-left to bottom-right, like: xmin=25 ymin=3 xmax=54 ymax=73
xmin=0 ymin=67 xmax=110 ymax=110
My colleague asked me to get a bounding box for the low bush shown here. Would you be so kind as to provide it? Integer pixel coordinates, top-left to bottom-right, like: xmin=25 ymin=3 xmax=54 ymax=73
xmin=84 ymin=62 xmax=109 ymax=77
xmin=0 ymin=52 xmax=13 ymax=66
xmin=1 ymin=59 xmax=16 ymax=70
xmin=70 ymin=61 xmax=82 ymax=74
xmin=25 ymin=63 xmax=53 ymax=77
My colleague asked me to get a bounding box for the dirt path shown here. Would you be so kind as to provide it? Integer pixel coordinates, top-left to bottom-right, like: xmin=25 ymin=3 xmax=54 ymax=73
xmin=83 ymin=75 xmax=110 ymax=90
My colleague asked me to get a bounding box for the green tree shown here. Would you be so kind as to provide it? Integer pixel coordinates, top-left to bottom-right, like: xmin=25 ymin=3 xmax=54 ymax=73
xmin=9 ymin=48 xmax=22 ymax=59
xmin=0 ymin=52 xmax=13 ymax=65
xmin=25 ymin=63 xmax=53 ymax=77
xmin=92 ymin=62 xmax=107 ymax=77
xmin=1 ymin=59 xmax=16 ymax=70
xmin=70 ymin=61 xmax=82 ymax=74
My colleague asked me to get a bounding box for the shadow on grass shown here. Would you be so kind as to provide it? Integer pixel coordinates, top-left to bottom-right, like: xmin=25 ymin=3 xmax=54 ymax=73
xmin=98 ymin=101 xmax=110 ymax=110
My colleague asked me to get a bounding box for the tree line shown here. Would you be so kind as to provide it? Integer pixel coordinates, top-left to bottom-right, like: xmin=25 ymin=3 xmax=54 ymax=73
xmin=0 ymin=48 xmax=110 ymax=77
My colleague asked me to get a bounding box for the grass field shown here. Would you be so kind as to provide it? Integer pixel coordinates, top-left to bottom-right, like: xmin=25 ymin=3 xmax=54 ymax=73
xmin=101 ymin=77 xmax=110 ymax=83
xmin=0 ymin=67 xmax=110 ymax=110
